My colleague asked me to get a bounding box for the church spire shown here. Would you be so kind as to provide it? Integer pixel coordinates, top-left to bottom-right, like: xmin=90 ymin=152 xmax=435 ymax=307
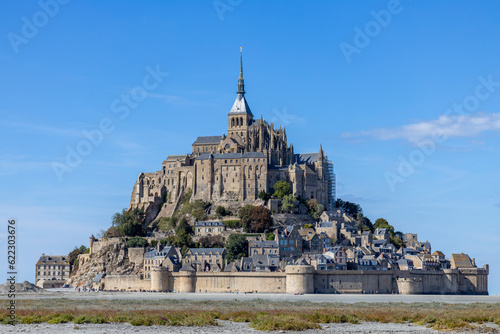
xmin=319 ymin=144 xmax=324 ymax=160
xmin=237 ymin=47 xmax=245 ymax=95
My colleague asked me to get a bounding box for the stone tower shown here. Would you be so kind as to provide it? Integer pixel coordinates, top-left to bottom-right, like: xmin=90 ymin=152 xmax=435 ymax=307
xmin=227 ymin=48 xmax=253 ymax=147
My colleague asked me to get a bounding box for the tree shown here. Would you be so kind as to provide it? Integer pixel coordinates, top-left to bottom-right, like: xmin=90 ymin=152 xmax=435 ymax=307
xmin=216 ymin=205 xmax=228 ymax=217
xmin=249 ymin=206 xmax=273 ymax=233
xmin=158 ymin=216 xmax=178 ymax=232
xmin=335 ymin=198 xmax=362 ymax=217
xmin=307 ymin=199 xmax=325 ymax=220
xmin=374 ymin=218 xmax=395 ymax=236
xmin=68 ymin=245 xmax=86 ymax=266
xmin=198 ymin=235 xmax=224 ymax=248
xmin=111 ymin=208 xmax=145 ymax=237
xmin=126 ymin=236 xmax=149 ymax=248
xmin=272 ymin=181 xmax=292 ymax=199
xmin=238 ymin=204 xmax=255 ymax=231
xmin=175 ymin=217 xmax=192 ymax=236
xmin=282 ymin=194 xmax=298 ymax=213
xmin=258 ymin=190 xmax=271 ymax=201
xmin=68 ymin=245 xmax=87 ymax=276
xmin=225 ymin=234 xmax=248 ymax=262
xmin=374 ymin=218 xmax=403 ymax=249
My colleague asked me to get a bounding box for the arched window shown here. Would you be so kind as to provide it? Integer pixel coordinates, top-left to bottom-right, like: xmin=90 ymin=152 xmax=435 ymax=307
xmin=240 ymin=117 xmax=243 ymax=126
xmin=231 ymin=118 xmax=234 ymax=127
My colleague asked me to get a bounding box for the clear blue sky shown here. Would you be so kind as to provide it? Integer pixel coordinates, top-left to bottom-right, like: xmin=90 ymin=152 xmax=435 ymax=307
xmin=1 ymin=1 xmax=499 ymax=295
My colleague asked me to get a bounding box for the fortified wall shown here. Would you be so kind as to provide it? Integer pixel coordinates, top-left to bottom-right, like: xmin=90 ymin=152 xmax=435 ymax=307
xmin=103 ymin=264 xmax=488 ymax=295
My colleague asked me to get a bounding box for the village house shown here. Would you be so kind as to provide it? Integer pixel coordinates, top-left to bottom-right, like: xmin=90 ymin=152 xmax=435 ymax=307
xmin=184 ymin=248 xmax=227 ymax=272
xmin=276 ymin=225 xmax=303 ymax=259
xmin=323 ymin=246 xmax=347 ymax=270
xmin=248 ymin=240 xmax=280 ymax=256
xmin=143 ymin=246 xmax=179 ymax=278
xmin=315 ymin=221 xmax=339 ymax=240
xmin=194 ymin=221 xmax=225 ymax=236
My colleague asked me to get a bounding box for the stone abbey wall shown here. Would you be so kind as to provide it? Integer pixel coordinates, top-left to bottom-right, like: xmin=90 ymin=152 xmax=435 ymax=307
xmin=103 ymin=265 xmax=488 ymax=295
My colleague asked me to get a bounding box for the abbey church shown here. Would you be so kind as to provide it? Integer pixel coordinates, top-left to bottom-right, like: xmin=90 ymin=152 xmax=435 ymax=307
xmin=130 ymin=51 xmax=335 ymax=217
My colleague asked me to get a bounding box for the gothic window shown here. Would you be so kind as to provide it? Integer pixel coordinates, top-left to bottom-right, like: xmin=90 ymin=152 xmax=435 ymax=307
xmin=240 ymin=117 xmax=243 ymax=125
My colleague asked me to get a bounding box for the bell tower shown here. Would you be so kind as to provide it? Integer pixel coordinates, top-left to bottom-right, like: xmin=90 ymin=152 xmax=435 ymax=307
xmin=228 ymin=47 xmax=253 ymax=143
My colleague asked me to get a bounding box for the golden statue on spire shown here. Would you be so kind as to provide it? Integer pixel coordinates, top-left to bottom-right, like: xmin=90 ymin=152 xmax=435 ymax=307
xmin=240 ymin=46 xmax=243 ymax=52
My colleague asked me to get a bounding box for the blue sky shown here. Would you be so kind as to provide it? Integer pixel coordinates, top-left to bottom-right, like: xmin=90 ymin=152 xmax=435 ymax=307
xmin=1 ymin=1 xmax=499 ymax=295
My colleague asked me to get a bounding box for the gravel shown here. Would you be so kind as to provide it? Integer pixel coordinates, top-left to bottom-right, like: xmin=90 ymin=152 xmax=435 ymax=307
xmin=0 ymin=320 xmax=449 ymax=333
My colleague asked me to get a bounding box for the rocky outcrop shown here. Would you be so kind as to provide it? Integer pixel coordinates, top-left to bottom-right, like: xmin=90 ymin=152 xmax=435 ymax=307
xmin=67 ymin=241 xmax=142 ymax=288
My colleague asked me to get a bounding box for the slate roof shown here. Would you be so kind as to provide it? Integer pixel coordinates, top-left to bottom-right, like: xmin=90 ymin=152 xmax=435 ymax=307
xmin=249 ymin=240 xmax=278 ymax=248
xmin=193 ymin=136 xmax=223 ymax=145
xmin=165 ymin=155 xmax=187 ymax=161
xmin=317 ymin=222 xmax=333 ymax=228
xmin=374 ymin=228 xmax=388 ymax=235
xmin=36 ymin=255 xmax=70 ymax=265
xmin=93 ymin=273 xmax=104 ymax=283
xmin=195 ymin=221 xmax=224 ymax=227
xmin=188 ymin=248 xmax=225 ymax=255
xmin=229 ymin=94 xmax=253 ymax=115
xmin=144 ymin=246 xmax=175 ymax=259
xmin=294 ymin=153 xmax=319 ymax=164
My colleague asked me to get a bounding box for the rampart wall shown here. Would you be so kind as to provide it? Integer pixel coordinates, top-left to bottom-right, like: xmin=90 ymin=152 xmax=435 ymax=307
xmin=102 ymin=265 xmax=488 ymax=295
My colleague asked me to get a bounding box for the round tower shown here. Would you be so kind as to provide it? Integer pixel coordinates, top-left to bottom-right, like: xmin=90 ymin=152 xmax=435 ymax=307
xmin=396 ymin=277 xmax=423 ymax=294
xmin=89 ymin=235 xmax=95 ymax=254
xmin=151 ymin=267 xmax=167 ymax=292
xmin=285 ymin=265 xmax=315 ymax=294
xmin=177 ymin=270 xmax=195 ymax=293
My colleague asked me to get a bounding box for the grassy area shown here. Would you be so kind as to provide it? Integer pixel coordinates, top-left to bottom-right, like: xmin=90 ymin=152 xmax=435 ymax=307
xmin=1 ymin=298 xmax=499 ymax=331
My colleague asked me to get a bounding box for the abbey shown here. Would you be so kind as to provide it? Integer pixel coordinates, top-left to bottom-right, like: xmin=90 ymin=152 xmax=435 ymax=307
xmin=130 ymin=51 xmax=335 ymax=216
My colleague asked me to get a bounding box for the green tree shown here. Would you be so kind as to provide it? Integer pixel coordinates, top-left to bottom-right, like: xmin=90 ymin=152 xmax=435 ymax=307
xmin=258 ymin=190 xmax=271 ymax=201
xmin=374 ymin=218 xmax=403 ymax=249
xmin=335 ymin=198 xmax=362 ymax=217
xmin=216 ymin=205 xmax=228 ymax=217
xmin=175 ymin=217 xmax=192 ymax=235
xmin=225 ymin=234 xmax=248 ymax=262
xmin=282 ymin=194 xmax=298 ymax=213
xmin=158 ymin=216 xmax=178 ymax=232
xmin=111 ymin=208 xmax=145 ymax=237
xmin=126 ymin=236 xmax=149 ymax=248
xmin=307 ymin=199 xmax=325 ymax=219
xmin=272 ymin=180 xmax=292 ymax=199
xmin=374 ymin=218 xmax=395 ymax=236
xmin=68 ymin=245 xmax=86 ymax=266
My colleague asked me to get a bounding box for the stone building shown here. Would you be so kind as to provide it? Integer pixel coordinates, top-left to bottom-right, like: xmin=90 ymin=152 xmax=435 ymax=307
xmin=194 ymin=221 xmax=225 ymax=236
xmin=129 ymin=51 xmax=335 ymax=221
xmin=35 ymin=254 xmax=70 ymax=287
xmin=183 ymin=248 xmax=227 ymax=272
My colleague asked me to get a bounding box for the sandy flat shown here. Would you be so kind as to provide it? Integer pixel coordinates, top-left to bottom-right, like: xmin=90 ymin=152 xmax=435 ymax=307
xmin=2 ymin=289 xmax=499 ymax=304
